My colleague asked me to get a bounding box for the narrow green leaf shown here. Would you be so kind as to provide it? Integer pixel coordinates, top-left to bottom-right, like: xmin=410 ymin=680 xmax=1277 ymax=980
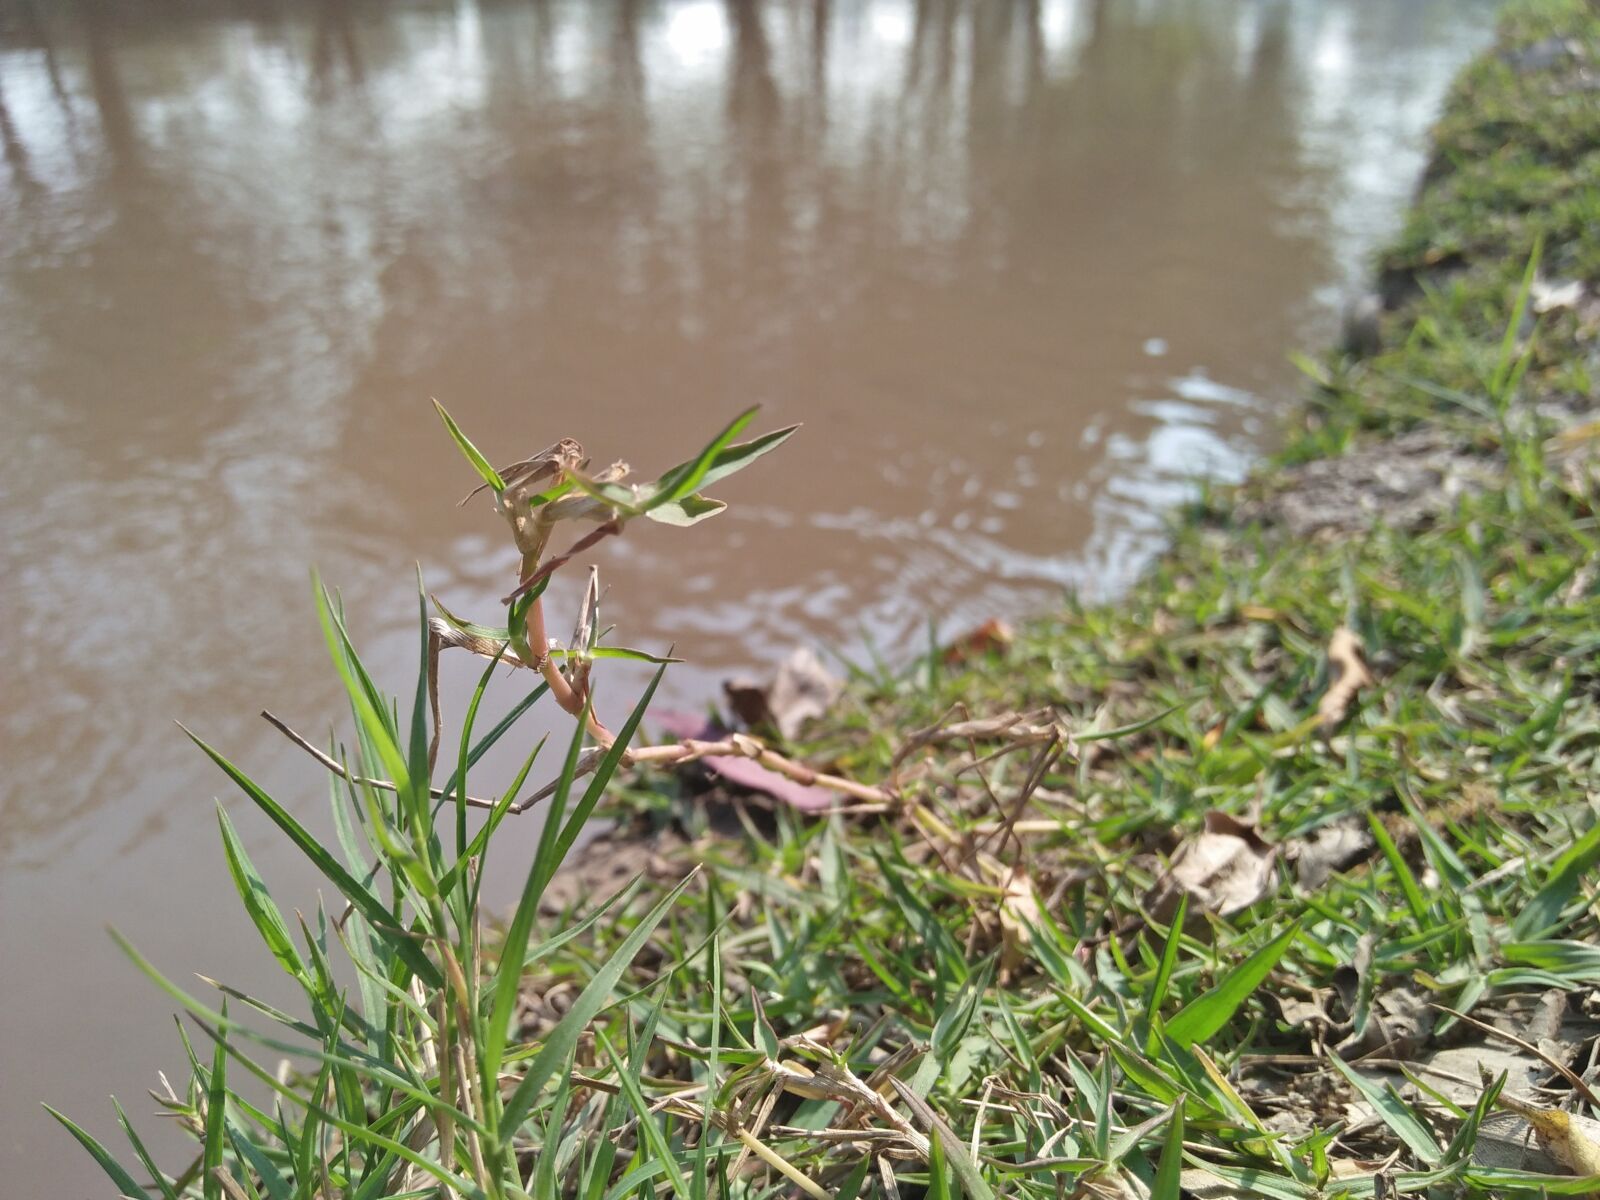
xmin=227 ymin=1122 xmax=291 ymax=1200
xmin=1513 ymin=819 xmax=1600 ymax=939
xmin=834 ymin=1154 xmax=873 ymax=1200
xmin=433 ymin=399 xmax=505 ymax=493
xmin=44 ymin=1105 xmax=151 ymax=1199
xmin=928 ymin=1127 xmax=954 ymax=1200
xmin=180 ymin=729 xmax=441 ymax=989
xmin=203 ymin=1012 xmax=229 ymax=1200
xmin=193 ymin=1020 xmax=486 ymax=1200
xmin=749 ymin=991 xmax=781 ymax=1061
xmin=653 ymin=407 xmax=758 ymax=505
xmin=437 ymin=680 xmax=551 ymax=806
xmin=599 ymin=1030 xmax=693 ymax=1200
xmin=1074 ymin=701 xmax=1188 ymax=742
xmin=499 ymin=871 xmax=697 ymax=1138
xmin=432 ymin=596 xmax=513 ymax=644
xmin=1490 ymin=237 xmax=1541 ymax=399
xmin=311 ymin=580 xmax=415 ymax=838
xmin=1367 ymin=812 xmax=1428 ymax=923
xmin=546 ymin=667 xmax=668 ymax=879
xmin=217 ymin=806 xmax=306 ymax=985
xmin=1187 ymin=1162 xmax=1315 ymax=1200
xmin=1153 ymin=1102 xmax=1186 ymax=1200
xmin=1327 ymin=1056 xmax=1442 ymax=1165
xmin=484 ymin=712 xmax=591 ymax=1102
xmin=1142 ymin=894 xmax=1188 ymax=1047
xmin=643 ymin=494 xmax=728 ymax=527
xmin=113 ymin=1099 xmax=179 ymax=1200
xmin=686 ymin=424 xmax=800 ymax=492
xmin=404 ymin=588 xmax=439 ymax=877
xmin=1166 ymin=923 xmax=1299 ymax=1047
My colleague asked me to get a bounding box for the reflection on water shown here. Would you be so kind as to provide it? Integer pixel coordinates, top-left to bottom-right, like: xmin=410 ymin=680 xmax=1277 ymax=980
xmin=0 ymin=0 xmax=1493 ymax=1190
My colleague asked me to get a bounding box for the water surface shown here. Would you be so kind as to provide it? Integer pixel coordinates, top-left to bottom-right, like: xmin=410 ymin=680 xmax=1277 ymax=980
xmin=0 ymin=0 xmax=1495 ymax=1190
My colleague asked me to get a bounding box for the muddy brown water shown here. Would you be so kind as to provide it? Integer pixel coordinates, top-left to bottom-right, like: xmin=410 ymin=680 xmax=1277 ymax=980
xmin=1 ymin=0 xmax=1494 ymax=1189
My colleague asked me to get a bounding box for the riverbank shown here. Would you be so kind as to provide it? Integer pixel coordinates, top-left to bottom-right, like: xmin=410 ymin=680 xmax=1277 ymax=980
xmin=536 ymin=0 xmax=1600 ymax=1191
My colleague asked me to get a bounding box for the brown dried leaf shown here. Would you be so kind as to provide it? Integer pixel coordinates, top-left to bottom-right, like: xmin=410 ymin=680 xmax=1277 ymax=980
xmin=1293 ymin=816 xmax=1376 ymax=890
xmin=1317 ymin=627 xmax=1375 ymax=733
xmin=998 ymin=866 xmax=1041 ymax=978
xmin=942 ymin=618 xmax=1015 ymax=666
xmin=1335 ymin=985 xmax=1433 ymax=1060
xmin=1147 ymin=811 xmax=1278 ymax=921
xmin=1276 ymin=992 xmax=1336 ymax=1031
xmin=723 ymin=646 xmax=841 ymax=741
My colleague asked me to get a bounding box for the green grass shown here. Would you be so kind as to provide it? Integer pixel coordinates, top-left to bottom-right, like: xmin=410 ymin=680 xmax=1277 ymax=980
xmin=55 ymin=2 xmax=1600 ymax=1198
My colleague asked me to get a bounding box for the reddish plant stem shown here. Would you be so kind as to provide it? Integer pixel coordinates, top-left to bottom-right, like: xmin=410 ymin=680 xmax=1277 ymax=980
xmin=524 ymin=591 xmax=617 ymax=746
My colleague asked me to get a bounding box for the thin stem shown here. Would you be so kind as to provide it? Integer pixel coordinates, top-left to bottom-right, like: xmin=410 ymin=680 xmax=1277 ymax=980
xmin=525 ymin=593 xmax=616 ymax=745
xmin=260 ymin=711 xmax=502 ymax=810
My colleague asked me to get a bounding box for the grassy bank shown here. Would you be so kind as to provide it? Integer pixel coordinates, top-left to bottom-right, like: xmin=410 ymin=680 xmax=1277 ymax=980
xmin=56 ymin=2 xmax=1600 ymax=1197
xmin=528 ymin=1 xmax=1600 ymax=1194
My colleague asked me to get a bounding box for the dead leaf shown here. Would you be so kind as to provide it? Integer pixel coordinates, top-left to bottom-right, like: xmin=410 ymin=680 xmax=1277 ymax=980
xmin=1277 ymin=992 xmax=1336 ymax=1032
xmin=941 ymin=618 xmax=1015 ymax=666
xmin=998 ymin=866 xmax=1041 ymax=978
xmin=1526 ymin=990 xmax=1569 ymax=1043
xmin=1293 ymin=816 xmax=1376 ymax=890
xmin=1317 ymin=627 xmax=1375 ymax=733
xmin=1147 ymin=811 xmax=1278 ymax=921
xmin=649 ymin=710 xmax=835 ymax=812
xmin=700 ymin=753 xmax=835 ymax=813
xmin=1177 ymin=1169 xmax=1234 ymax=1200
xmin=1424 ymin=1042 xmax=1543 ymax=1107
xmin=1336 ymin=985 xmax=1433 ymax=1060
xmin=723 ymin=646 xmax=841 ymax=741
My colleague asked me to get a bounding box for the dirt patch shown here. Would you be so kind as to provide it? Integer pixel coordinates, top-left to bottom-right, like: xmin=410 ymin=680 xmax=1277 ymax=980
xmin=1238 ymin=427 xmax=1503 ymax=536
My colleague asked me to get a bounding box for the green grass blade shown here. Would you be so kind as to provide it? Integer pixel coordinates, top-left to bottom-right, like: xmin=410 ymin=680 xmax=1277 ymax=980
xmin=653 ymin=407 xmax=758 ymax=505
xmin=194 ymin=1020 xmax=487 ymax=1200
xmin=686 ymin=423 xmax=800 ymax=492
xmin=404 ymin=588 xmax=440 ymax=876
xmin=226 ymin=1123 xmax=292 ymax=1200
xmin=433 ymin=399 xmax=505 ymax=493
xmin=1166 ymin=923 xmax=1299 ymax=1048
xmin=598 ymin=1030 xmax=693 ymax=1200
xmin=1327 ymin=1056 xmax=1442 ymax=1165
xmin=202 ymin=1008 xmax=229 ymax=1200
xmin=1367 ymin=812 xmax=1428 ymax=924
xmin=44 ymin=1104 xmax=151 ymax=1199
xmin=928 ymin=1127 xmax=955 ymax=1200
xmin=1513 ymin=819 xmax=1600 ymax=939
xmin=183 ymin=730 xmax=443 ymax=989
xmin=1490 ymin=237 xmax=1541 ymax=399
xmin=1153 ymin=1102 xmax=1186 ymax=1200
xmin=436 ymin=680 xmax=552 ymax=807
xmin=113 ymin=1099 xmax=178 ymax=1200
xmin=643 ymin=494 xmax=728 ymax=527
xmin=499 ymin=871 xmax=697 ymax=1138
xmin=312 ymin=582 xmax=417 ymax=839
xmin=216 ymin=805 xmax=307 ymax=986
xmin=1142 ymin=895 xmax=1188 ymax=1048
xmin=484 ymin=691 xmax=596 ymax=1090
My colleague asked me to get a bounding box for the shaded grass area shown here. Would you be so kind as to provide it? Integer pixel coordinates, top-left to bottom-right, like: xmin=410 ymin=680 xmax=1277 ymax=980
xmin=536 ymin=1 xmax=1600 ymax=1194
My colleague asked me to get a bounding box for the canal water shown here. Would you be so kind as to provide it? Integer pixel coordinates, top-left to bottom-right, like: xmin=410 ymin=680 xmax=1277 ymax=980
xmin=0 ymin=0 xmax=1495 ymax=1190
